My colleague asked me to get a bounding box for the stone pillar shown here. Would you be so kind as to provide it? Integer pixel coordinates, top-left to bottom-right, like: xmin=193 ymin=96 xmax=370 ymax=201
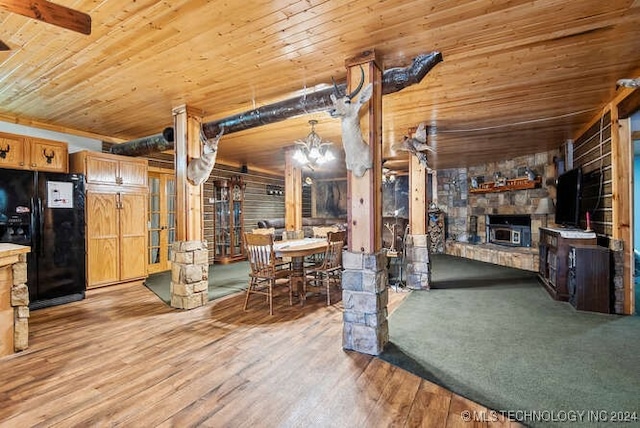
xmin=170 ymin=241 xmax=209 ymax=309
xmin=342 ymin=250 xmax=388 ymax=355
xmin=405 ymin=234 xmax=431 ymax=290
xmin=610 ymin=238 xmax=625 ymax=314
xmin=11 ymin=254 xmax=29 ymax=351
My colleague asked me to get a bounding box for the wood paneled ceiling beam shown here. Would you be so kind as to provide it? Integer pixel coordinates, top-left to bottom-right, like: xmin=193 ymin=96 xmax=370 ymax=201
xmin=0 ymin=0 xmax=91 ymax=35
xmin=110 ymin=51 xmax=443 ymax=157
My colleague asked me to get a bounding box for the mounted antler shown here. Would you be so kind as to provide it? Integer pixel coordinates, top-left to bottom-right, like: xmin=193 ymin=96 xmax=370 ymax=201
xmin=43 ymin=149 xmax=55 ymax=164
xmin=329 ymin=66 xmax=373 ymax=177
xmin=0 ymin=143 xmax=10 ymax=159
xmin=186 ymin=126 xmax=224 ymax=186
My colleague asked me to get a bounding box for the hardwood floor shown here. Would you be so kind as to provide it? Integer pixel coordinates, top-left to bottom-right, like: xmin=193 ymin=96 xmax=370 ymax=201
xmin=0 ymin=282 xmax=519 ymax=427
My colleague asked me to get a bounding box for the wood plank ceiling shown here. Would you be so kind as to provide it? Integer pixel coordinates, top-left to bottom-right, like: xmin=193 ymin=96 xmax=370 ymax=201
xmin=0 ymin=1 xmax=639 ymax=176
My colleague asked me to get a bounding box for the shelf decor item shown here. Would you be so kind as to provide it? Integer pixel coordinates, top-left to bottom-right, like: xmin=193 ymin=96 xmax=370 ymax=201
xmin=468 ymin=176 xmax=541 ymax=194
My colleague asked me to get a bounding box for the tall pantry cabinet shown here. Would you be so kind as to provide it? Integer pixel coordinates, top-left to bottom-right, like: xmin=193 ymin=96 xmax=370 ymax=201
xmin=70 ymin=151 xmax=148 ymax=289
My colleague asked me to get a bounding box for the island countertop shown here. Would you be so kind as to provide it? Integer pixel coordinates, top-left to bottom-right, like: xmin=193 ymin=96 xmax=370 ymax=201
xmin=0 ymin=243 xmax=30 ymax=259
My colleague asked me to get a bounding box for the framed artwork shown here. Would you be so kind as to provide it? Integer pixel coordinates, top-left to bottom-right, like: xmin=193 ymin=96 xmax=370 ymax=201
xmin=313 ymin=179 xmax=347 ymax=218
xmin=383 ymin=175 xmax=408 ymax=218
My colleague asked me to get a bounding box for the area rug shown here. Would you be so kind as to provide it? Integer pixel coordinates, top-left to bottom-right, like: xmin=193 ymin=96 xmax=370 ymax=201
xmin=380 ymin=254 xmax=640 ymax=427
xmin=144 ymin=261 xmax=249 ymax=305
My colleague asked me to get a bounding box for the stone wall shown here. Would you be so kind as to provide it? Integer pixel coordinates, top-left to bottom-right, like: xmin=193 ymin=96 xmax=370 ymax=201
xmin=436 ymin=150 xmax=559 ymax=248
xmin=446 ymin=241 xmax=539 ymax=272
xmin=11 ymin=254 xmax=29 ymax=351
xmin=432 ymin=150 xmax=560 ymax=271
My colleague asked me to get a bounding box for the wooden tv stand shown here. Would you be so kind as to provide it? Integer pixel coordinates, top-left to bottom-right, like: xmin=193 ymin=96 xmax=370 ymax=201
xmin=538 ymin=227 xmax=596 ymax=301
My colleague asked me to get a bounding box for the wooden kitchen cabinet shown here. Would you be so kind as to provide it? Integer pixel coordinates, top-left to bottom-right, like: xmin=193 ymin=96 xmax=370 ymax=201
xmin=70 ymin=150 xmax=147 ymax=187
xmin=71 ymin=151 xmax=149 ymax=289
xmin=0 ymin=132 xmax=68 ymax=172
xmin=85 ymin=191 xmax=148 ymax=288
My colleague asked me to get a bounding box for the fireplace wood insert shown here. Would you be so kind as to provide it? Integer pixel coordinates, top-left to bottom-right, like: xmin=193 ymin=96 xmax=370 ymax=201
xmin=486 ymin=214 xmax=531 ymax=247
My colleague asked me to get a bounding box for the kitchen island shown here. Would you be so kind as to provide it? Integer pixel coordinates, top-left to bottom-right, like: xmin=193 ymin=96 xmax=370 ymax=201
xmin=0 ymin=243 xmax=30 ymax=357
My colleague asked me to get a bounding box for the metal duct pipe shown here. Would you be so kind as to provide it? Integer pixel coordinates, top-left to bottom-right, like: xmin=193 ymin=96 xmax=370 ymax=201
xmin=110 ymin=51 xmax=442 ymax=157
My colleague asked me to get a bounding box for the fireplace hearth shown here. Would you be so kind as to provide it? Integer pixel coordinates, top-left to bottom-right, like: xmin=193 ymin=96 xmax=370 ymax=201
xmin=486 ymin=214 xmax=531 ymax=247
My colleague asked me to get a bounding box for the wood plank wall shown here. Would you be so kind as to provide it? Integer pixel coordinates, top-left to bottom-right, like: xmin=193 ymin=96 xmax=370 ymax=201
xmin=573 ymin=111 xmax=613 ymax=236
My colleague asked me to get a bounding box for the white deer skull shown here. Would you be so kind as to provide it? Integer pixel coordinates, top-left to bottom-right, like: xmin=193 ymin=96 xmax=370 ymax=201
xmin=330 ymin=68 xmax=373 ymax=178
xmin=187 ymin=126 xmax=224 ymax=186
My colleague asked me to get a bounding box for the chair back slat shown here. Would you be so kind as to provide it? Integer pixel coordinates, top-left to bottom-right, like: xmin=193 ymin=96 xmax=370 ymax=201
xmin=252 ymin=227 xmax=275 ymax=236
xmin=312 ymin=225 xmax=339 ymax=238
xmin=323 ymin=231 xmax=346 ymax=269
xmin=244 ymin=232 xmax=277 ymax=276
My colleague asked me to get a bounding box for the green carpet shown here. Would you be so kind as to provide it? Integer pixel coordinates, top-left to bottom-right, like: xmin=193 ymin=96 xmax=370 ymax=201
xmin=381 ymin=254 xmax=640 ymax=427
xmin=144 ymin=261 xmax=249 ymax=305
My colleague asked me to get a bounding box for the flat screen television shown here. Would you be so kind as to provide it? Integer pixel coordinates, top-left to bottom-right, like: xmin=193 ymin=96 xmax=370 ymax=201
xmin=554 ymin=167 xmax=583 ymax=227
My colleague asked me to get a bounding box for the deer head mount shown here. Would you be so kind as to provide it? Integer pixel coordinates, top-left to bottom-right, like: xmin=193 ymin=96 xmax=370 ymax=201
xmin=186 ymin=126 xmax=225 ymax=186
xmin=329 ymin=66 xmax=373 ymax=178
xmin=43 ymin=149 xmax=55 ymax=164
xmin=0 ymin=143 xmax=9 ymax=159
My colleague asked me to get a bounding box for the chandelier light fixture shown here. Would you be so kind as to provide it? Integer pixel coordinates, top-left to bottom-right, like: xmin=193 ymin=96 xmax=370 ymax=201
xmin=383 ymin=167 xmax=396 ymax=183
xmin=293 ymin=120 xmax=335 ymax=167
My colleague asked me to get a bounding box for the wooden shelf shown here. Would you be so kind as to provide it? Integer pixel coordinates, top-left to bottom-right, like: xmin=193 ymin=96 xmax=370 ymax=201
xmin=469 ymin=176 xmax=541 ymax=194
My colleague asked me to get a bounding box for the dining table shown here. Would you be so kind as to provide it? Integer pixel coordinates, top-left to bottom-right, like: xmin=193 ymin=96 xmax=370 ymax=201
xmin=273 ymin=237 xmax=328 ymax=305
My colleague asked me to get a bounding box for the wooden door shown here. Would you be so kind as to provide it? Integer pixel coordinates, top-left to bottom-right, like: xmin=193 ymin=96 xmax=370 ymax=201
xmin=85 ymin=155 xmax=119 ymax=185
xmin=30 ymin=138 xmax=68 ymax=172
xmin=86 ymin=191 xmax=119 ymax=288
xmin=119 ymin=159 xmax=148 ymax=187
xmin=119 ymin=192 xmax=148 ymax=281
xmin=148 ymin=171 xmax=176 ymax=274
xmin=0 ymin=133 xmax=27 ymax=170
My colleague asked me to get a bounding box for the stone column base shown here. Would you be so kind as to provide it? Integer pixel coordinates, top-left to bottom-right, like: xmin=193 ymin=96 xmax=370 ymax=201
xmin=405 ymin=234 xmax=431 ymax=290
xmin=342 ymin=250 xmax=389 ymax=355
xmin=11 ymin=254 xmax=29 ymax=351
xmin=170 ymin=241 xmax=209 ymax=309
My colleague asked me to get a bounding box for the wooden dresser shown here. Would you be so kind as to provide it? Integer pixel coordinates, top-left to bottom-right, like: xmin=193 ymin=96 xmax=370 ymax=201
xmin=538 ymin=227 xmax=596 ymax=301
xmin=70 ymin=151 xmax=149 ymax=289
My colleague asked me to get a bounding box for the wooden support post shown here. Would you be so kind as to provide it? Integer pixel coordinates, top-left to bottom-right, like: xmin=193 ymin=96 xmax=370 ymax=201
xmin=284 ymin=148 xmax=303 ymax=232
xmin=611 ymin=108 xmax=633 ymax=315
xmin=342 ymin=50 xmax=388 ymax=356
xmin=409 ymin=155 xmax=427 ymax=235
xmin=346 ymin=50 xmax=383 ymax=253
xmin=172 ymin=105 xmax=205 ymax=242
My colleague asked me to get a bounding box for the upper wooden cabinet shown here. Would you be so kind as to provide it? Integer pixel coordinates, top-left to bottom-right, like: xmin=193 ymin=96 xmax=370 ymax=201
xmin=70 ymin=150 xmax=147 ymax=188
xmin=0 ymin=132 xmax=68 ymax=173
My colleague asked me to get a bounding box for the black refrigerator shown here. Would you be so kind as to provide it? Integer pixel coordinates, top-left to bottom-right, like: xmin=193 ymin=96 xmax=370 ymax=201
xmin=0 ymin=169 xmax=86 ymax=310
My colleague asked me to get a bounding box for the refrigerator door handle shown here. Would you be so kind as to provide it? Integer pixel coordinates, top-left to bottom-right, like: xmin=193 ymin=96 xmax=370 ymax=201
xmin=37 ymin=197 xmax=44 ymax=256
xmin=30 ymin=196 xmax=39 ymax=255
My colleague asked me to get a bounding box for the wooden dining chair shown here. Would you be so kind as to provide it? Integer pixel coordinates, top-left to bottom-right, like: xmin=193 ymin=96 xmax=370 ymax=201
xmin=303 ymin=230 xmax=346 ymax=305
xmin=282 ymin=229 xmax=304 ymax=240
xmin=252 ymin=227 xmax=275 ymax=236
xmin=243 ymin=232 xmax=293 ymax=315
xmin=312 ymin=225 xmax=339 ymax=238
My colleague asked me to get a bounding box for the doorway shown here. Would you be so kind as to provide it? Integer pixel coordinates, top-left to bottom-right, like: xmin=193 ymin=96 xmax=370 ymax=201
xmin=148 ymin=169 xmax=176 ymax=274
xmin=632 ymin=112 xmax=640 ymax=315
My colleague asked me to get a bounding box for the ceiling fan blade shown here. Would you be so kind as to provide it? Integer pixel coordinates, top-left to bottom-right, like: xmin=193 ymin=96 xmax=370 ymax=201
xmin=0 ymin=40 xmax=10 ymax=51
xmin=0 ymin=0 xmax=91 ymax=35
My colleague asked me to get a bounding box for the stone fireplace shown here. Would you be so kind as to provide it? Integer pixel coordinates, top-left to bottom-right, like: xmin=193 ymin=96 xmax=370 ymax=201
xmin=436 ymin=150 xmax=559 ymax=272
